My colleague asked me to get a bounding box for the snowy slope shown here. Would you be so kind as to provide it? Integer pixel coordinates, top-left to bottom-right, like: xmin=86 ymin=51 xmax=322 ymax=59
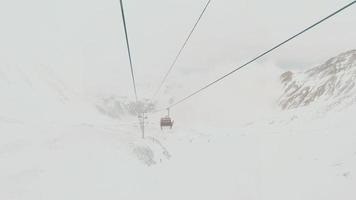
xmin=0 ymin=65 xmax=171 ymax=199
xmin=1 ymin=50 xmax=356 ymax=200
xmin=0 ymin=65 xmax=89 ymax=123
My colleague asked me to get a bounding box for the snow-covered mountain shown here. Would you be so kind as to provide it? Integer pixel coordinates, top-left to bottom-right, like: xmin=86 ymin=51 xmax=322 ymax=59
xmin=1 ymin=50 xmax=356 ymax=200
xmin=279 ymin=50 xmax=356 ymax=111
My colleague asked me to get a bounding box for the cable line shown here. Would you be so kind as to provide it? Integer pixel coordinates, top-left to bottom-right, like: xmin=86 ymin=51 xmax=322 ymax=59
xmin=119 ymin=0 xmax=138 ymax=102
xmin=165 ymin=0 xmax=356 ymax=110
xmin=152 ymin=0 xmax=212 ymax=99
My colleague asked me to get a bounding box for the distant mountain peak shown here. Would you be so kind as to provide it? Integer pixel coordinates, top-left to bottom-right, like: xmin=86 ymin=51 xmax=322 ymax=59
xmin=279 ymin=49 xmax=356 ymax=110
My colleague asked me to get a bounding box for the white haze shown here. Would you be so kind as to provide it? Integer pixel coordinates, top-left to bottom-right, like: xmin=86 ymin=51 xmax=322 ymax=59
xmin=159 ymin=62 xmax=284 ymax=127
xmin=0 ymin=1 xmax=356 ymax=200
xmin=0 ymin=0 xmax=355 ymax=99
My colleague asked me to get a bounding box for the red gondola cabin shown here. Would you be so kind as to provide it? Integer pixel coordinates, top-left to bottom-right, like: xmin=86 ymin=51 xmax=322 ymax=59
xmin=160 ymin=116 xmax=173 ymax=130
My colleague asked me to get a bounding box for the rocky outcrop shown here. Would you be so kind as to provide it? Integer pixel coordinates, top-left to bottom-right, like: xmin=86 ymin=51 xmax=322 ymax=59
xmin=279 ymin=50 xmax=356 ymax=110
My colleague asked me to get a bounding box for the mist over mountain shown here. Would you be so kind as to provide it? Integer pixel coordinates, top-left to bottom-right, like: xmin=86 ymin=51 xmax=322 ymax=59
xmin=1 ymin=49 xmax=356 ymax=200
xmin=1 ymin=50 xmax=355 ymax=124
xmin=0 ymin=0 xmax=355 ymax=198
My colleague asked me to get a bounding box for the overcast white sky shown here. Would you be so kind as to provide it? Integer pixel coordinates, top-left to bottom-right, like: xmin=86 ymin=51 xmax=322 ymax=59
xmin=0 ymin=0 xmax=355 ymax=98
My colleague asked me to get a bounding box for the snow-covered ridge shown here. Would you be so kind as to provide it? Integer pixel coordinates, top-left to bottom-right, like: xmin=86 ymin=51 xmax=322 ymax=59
xmin=0 ymin=65 xmax=72 ymax=103
xmin=0 ymin=65 xmax=100 ymax=123
xmin=279 ymin=50 xmax=356 ymax=110
xmin=95 ymin=96 xmax=156 ymax=119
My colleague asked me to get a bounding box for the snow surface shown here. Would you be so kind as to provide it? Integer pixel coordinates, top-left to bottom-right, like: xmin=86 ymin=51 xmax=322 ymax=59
xmin=1 ymin=53 xmax=356 ymax=200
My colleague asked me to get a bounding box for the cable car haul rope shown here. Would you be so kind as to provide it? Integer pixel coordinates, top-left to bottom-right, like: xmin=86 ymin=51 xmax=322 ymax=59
xmin=162 ymin=0 xmax=356 ymax=111
xmin=152 ymin=0 xmax=212 ymax=100
xmin=118 ymin=0 xmax=356 ymax=131
xmin=119 ymin=0 xmax=139 ymax=102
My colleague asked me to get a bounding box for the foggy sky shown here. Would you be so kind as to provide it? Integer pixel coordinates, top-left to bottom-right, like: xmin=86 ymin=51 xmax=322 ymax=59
xmin=0 ymin=0 xmax=355 ymax=98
